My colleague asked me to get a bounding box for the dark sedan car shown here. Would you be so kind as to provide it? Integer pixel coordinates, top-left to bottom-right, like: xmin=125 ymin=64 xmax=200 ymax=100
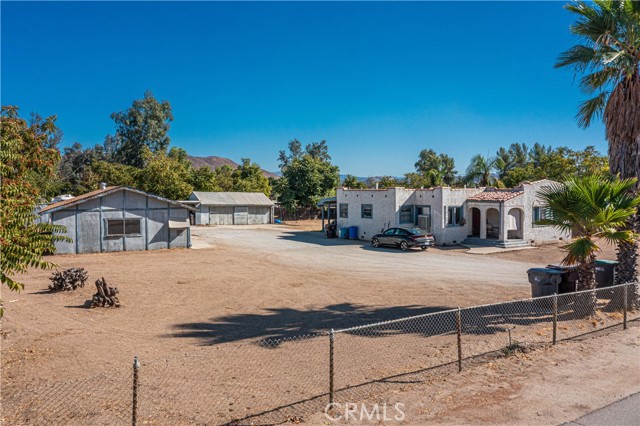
xmin=371 ymin=228 xmax=435 ymax=251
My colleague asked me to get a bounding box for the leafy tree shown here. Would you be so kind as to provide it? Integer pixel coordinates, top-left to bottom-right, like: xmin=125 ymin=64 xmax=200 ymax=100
xmin=57 ymin=143 xmax=105 ymax=195
xmin=377 ymin=176 xmax=404 ymax=189
xmin=341 ymin=174 xmax=367 ymax=189
xmin=414 ymin=149 xmax=456 ymax=186
xmin=190 ymin=166 xmax=221 ymax=192
xmin=232 ymin=158 xmax=271 ymax=196
xmin=464 ymin=154 xmax=498 ymax=186
xmin=90 ymin=160 xmax=137 ymax=188
xmin=556 ymin=0 xmax=640 ymax=287
xmin=573 ymin=146 xmax=609 ymax=176
xmin=135 ymin=147 xmax=193 ymax=200
xmin=108 ymin=91 xmax=174 ymax=168
xmin=495 ymin=143 xmax=529 ymax=179
xmin=0 ymin=107 xmax=70 ymax=315
xmin=538 ymin=175 xmax=640 ymax=292
xmin=213 ymin=165 xmax=235 ymax=192
xmin=404 ymin=172 xmax=429 ymax=189
xmin=275 ymin=140 xmax=340 ymax=211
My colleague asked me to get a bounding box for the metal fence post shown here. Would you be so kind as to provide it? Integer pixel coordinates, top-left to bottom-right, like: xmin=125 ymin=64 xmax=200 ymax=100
xmin=329 ymin=329 xmax=335 ymax=405
xmin=552 ymin=293 xmax=558 ymax=345
xmin=623 ymin=284 xmax=628 ymax=330
xmin=132 ymin=356 xmax=140 ymax=426
xmin=456 ymin=307 xmax=462 ymax=373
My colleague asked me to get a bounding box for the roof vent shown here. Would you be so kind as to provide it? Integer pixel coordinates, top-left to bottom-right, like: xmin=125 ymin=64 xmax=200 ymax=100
xmin=99 ymin=182 xmax=107 ymax=190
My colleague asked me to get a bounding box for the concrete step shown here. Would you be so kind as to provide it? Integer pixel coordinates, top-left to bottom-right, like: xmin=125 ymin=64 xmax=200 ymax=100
xmin=462 ymin=238 xmax=531 ymax=249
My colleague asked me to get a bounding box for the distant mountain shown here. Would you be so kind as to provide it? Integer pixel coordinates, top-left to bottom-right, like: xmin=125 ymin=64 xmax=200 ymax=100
xmin=188 ymin=155 xmax=279 ymax=179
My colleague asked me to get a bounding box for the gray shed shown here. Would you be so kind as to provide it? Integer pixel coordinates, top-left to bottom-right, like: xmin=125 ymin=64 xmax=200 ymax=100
xmin=188 ymin=192 xmax=274 ymax=225
xmin=38 ymin=186 xmax=195 ymax=255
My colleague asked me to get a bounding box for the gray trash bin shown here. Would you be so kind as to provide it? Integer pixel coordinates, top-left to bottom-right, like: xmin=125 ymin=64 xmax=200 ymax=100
xmin=527 ymin=268 xmax=564 ymax=298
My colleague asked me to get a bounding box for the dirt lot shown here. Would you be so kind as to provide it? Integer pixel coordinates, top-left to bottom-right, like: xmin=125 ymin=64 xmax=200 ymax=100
xmin=1 ymin=224 xmax=636 ymax=425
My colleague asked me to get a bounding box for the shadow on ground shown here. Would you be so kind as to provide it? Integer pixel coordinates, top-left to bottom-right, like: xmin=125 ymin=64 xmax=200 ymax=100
xmin=169 ymin=303 xmax=452 ymax=345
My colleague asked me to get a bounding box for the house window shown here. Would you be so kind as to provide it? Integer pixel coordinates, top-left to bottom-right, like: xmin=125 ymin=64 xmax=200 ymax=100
xmin=399 ymin=205 xmax=413 ymax=224
xmin=415 ymin=206 xmax=432 ymax=232
xmin=339 ymin=203 xmax=348 ymax=218
xmin=361 ymin=204 xmax=373 ymax=219
xmin=106 ymin=218 xmax=142 ymax=236
xmin=533 ymin=206 xmax=552 ymax=225
xmin=447 ymin=206 xmax=463 ymax=226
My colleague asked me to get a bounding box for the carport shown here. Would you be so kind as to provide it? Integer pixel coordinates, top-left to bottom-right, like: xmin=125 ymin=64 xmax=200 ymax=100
xmin=317 ymin=197 xmax=337 ymax=231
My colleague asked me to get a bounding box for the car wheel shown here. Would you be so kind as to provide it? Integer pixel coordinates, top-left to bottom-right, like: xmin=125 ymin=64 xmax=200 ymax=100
xmin=372 ymin=238 xmax=380 ymax=248
xmin=421 ymin=246 xmax=427 ymax=251
xmin=400 ymin=241 xmax=408 ymax=251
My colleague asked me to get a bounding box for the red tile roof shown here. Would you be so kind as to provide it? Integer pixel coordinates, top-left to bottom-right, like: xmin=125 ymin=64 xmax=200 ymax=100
xmin=467 ymin=189 xmax=523 ymax=202
xmin=39 ymin=186 xmax=120 ymax=213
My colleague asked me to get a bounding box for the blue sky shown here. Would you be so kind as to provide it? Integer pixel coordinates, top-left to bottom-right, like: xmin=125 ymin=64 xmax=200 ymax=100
xmin=2 ymin=1 xmax=606 ymax=177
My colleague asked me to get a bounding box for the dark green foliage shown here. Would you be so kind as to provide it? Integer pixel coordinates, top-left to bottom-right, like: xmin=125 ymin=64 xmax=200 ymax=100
xmin=108 ymin=91 xmax=174 ymax=168
xmin=274 ymin=140 xmax=340 ymax=211
xmin=413 ymin=149 xmax=456 ymax=186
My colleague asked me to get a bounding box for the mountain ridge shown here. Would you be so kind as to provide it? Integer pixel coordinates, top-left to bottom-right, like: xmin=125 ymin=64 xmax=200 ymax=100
xmin=187 ymin=155 xmax=279 ymax=179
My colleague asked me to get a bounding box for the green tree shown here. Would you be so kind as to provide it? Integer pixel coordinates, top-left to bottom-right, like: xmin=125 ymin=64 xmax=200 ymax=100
xmin=464 ymin=154 xmax=498 ymax=186
xmin=341 ymin=174 xmax=366 ymax=189
xmin=275 ymin=140 xmax=340 ymax=211
xmin=537 ymin=175 xmax=640 ymax=291
xmin=90 ymin=160 xmax=137 ymax=188
xmin=573 ymin=146 xmax=609 ymax=176
xmin=213 ymin=165 xmax=235 ymax=192
xmin=232 ymin=158 xmax=271 ymax=196
xmin=190 ymin=166 xmax=221 ymax=192
xmin=556 ymin=0 xmax=640 ymax=286
xmin=135 ymin=147 xmax=193 ymax=199
xmin=108 ymin=91 xmax=174 ymax=168
xmin=404 ymin=172 xmax=429 ymax=189
xmin=414 ymin=149 xmax=456 ymax=186
xmin=0 ymin=107 xmax=70 ymax=314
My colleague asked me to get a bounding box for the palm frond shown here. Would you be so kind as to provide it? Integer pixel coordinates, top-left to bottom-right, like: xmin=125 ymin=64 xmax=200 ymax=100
xmin=576 ymin=92 xmax=609 ymax=128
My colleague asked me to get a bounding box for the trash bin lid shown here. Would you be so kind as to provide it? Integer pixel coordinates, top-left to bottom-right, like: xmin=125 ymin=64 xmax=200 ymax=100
xmin=527 ymin=268 xmax=564 ymax=275
xmin=546 ymin=264 xmax=578 ymax=270
xmin=595 ymin=259 xmax=618 ymax=265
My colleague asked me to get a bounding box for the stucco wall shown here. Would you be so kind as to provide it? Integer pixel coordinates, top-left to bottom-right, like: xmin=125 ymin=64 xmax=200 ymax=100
xmin=50 ymin=189 xmax=190 ymax=254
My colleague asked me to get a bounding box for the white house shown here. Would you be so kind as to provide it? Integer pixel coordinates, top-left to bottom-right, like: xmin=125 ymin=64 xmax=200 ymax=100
xmin=334 ymin=179 xmax=569 ymax=247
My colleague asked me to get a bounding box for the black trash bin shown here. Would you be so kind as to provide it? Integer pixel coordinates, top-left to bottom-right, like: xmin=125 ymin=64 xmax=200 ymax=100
xmin=325 ymin=222 xmax=337 ymax=239
xmin=527 ymin=268 xmax=564 ymax=298
xmin=595 ymin=260 xmax=618 ymax=288
xmin=546 ymin=264 xmax=578 ymax=294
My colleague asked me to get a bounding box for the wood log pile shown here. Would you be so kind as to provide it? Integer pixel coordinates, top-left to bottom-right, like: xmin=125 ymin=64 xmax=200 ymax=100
xmin=49 ymin=268 xmax=89 ymax=291
xmin=92 ymin=277 xmax=121 ymax=308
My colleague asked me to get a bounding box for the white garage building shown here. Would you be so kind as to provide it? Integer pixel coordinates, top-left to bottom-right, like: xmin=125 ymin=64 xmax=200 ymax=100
xmin=188 ymin=192 xmax=275 ymax=225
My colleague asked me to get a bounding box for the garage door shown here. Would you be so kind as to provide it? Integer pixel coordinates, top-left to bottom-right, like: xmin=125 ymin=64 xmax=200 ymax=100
xmin=209 ymin=207 xmax=233 ymax=225
xmin=233 ymin=206 xmax=249 ymax=225
xmin=248 ymin=206 xmax=270 ymax=224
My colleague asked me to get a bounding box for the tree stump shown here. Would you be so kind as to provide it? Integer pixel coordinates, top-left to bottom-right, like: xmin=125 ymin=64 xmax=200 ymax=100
xmin=91 ymin=277 xmax=121 ymax=308
xmin=49 ymin=268 xmax=89 ymax=291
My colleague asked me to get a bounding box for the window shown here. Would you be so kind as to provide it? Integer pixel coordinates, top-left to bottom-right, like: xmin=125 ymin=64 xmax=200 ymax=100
xmin=339 ymin=203 xmax=348 ymax=218
xmin=383 ymin=228 xmax=395 ymax=235
xmin=399 ymin=205 xmax=413 ymax=224
xmin=105 ymin=218 xmax=142 ymax=237
xmin=361 ymin=204 xmax=373 ymax=219
xmin=533 ymin=206 xmax=552 ymax=225
xmin=415 ymin=206 xmax=432 ymax=232
xmin=447 ymin=206 xmax=463 ymax=226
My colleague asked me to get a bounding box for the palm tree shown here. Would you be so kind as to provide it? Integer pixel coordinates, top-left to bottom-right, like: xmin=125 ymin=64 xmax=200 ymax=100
xmin=556 ymin=1 xmax=640 ymax=287
xmin=538 ymin=175 xmax=640 ymax=291
xmin=464 ymin=154 xmax=498 ymax=187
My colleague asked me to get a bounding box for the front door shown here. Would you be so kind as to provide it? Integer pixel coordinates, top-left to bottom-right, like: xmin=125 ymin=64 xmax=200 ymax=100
xmin=471 ymin=208 xmax=481 ymax=237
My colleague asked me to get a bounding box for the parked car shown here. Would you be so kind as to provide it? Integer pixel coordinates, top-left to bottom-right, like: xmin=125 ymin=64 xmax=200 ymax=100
xmin=371 ymin=228 xmax=435 ymax=251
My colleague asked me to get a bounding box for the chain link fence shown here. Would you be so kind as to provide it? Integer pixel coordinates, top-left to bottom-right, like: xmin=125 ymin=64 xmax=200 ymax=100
xmin=3 ymin=282 xmax=638 ymax=425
